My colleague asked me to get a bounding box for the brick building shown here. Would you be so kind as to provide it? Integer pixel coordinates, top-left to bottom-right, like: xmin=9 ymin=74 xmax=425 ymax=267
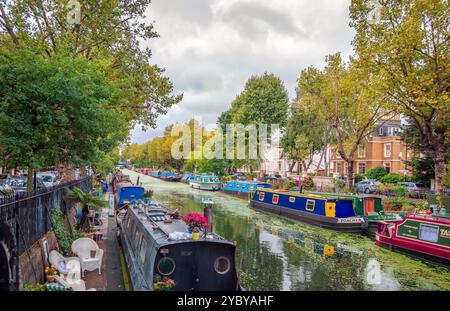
xmin=331 ymin=115 xmax=413 ymax=178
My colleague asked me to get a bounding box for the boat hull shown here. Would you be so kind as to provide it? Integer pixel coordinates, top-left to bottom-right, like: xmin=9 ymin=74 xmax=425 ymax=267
xmin=250 ymin=201 xmax=365 ymax=233
xmin=221 ymin=189 xmax=250 ymax=200
xmin=376 ymin=235 xmax=450 ymax=267
xmin=190 ymin=182 xmax=221 ymax=191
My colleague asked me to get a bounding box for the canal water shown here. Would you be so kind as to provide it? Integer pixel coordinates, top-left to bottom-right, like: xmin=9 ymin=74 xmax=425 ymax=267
xmin=124 ymin=170 xmax=450 ymax=291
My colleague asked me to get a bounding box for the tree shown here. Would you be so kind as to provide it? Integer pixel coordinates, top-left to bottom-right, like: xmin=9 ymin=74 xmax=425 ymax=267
xmin=298 ymin=54 xmax=391 ymax=187
xmin=0 ymin=0 xmax=182 ymax=127
xmin=350 ymin=0 xmax=449 ymax=194
xmin=0 ymin=50 xmax=129 ymax=190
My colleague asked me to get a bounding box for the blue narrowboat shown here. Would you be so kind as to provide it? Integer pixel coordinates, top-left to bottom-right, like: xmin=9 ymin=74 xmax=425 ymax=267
xmin=250 ymin=189 xmax=366 ymax=233
xmin=115 ymin=184 xmax=145 ymax=208
xmin=189 ymin=175 xmax=222 ymax=191
xmin=222 ymin=180 xmax=272 ymax=200
xmin=159 ymin=170 xmax=180 ymax=182
xmin=151 ymin=170 xmax=162 ymax=178
xmin=181 ymin=173 xmax=195 ymax=184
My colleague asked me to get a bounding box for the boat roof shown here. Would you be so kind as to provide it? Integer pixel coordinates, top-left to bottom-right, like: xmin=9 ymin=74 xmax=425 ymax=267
xmin=257 ymin=188 xmax=354 ymax=201
xmin=226 ymin=180 xmax=270 ymax=185
xmin=128 ymin=203 xmax=231 ymax=247
xmin=407 ymin=213 xmax=450 ymax=224
xmin=304 ymin=191 xmax=381 ymax=200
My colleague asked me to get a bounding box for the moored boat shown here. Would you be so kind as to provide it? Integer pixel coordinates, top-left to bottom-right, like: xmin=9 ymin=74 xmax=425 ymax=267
xmin=189 ymin=174 xmax=222 ymax=191
xmin=151 ymin=170 xmax=162 ymax=178
xmin=159 ymin=170 xmax=180 ymax=182
xmin=181 ymin=173 xmax=195 ymax=184
xmin=376 ymin=213 xmax=450 ymax=266
xmin=304 ymin=192 xmax=404 ymax=231
xmin=249 ymin=188 xmax=366 ymax=233
xmin=222 ymin=180 xmax=272 ymax=200
xmin=119 ymin=202 xmax=242 ymax=291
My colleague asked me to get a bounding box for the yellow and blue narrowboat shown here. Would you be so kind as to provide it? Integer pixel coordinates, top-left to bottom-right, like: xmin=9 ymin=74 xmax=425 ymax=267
xmin=250 ymin=189 xmax=366 ymax=233
xmin=222 ymin=180 xmax=272 ymax=200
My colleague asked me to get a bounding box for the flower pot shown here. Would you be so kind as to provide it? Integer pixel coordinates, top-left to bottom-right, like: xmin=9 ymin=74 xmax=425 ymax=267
xmin=46 ymin=275 xmax=56 ymax=283
xmin=192 ymin=232 xmax=200 ymax=240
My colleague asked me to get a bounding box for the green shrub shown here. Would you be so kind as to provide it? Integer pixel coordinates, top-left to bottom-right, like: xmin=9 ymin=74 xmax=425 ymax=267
xmin=354 ymin=173 xmax=365 ymax=184
xmin=379 ymin=173 xmax=404 ymax=184
xmin=366 ymin=166 xmax=388 ymax=180
xmin=302 ymin=176 xmax=314 ymax=189
xmin=23 ymin=283 xmax=46 ymax=291
xmin=51 ymin=207 xmax=81 ymax=255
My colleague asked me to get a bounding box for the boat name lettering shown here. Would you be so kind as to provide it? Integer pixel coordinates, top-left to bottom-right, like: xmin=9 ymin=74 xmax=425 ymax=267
xmin=440 ymin=229 xmax=450 ymax=238
xmin=337 ymin=218 xmax=363 ymax=223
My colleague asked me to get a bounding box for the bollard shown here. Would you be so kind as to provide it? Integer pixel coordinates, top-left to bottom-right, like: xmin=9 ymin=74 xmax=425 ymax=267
xmin=203 ymin=199 xmax=214 ymax=233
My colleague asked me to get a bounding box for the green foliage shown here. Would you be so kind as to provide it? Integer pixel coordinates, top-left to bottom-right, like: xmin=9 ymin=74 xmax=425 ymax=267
xmin=379 ymin=173 xmax=413 ymax=184
xmin=443 ymin=163 xmax=450 ymax=189
xmin=366 ymin=167 xmax=387 ymax=180
xmin=0 ymin=49 xmax=129 ymax=171
xmin=51 ymin=207 xmax=73 ymax=255
xmin=350 ymin=0 xmax=449 ymax=193
xmin=65 ymin=187 xmax=108 ymax=211
xmin=302 ymin=176 xmax=314 ymax=189
xmin=354 ymin=173 xmax=365 ymax=184
xmin=406 ymin=157 xmax=435 ymax=187
xmin=23 ymin=283 xmax=46 ymax=291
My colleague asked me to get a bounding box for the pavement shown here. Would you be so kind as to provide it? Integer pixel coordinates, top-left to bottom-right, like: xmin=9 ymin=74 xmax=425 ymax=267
xmin=84 ymin=194 xmax=124 ymax=291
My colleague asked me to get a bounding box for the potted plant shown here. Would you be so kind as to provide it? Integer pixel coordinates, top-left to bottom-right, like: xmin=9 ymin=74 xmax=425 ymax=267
xmin=44 ymin=265 xmax=57 ymax=283
xmin=182 ymin=212 xmax=208 ymax=233
xmin=153 ymin=275 xmax=175 ymax=291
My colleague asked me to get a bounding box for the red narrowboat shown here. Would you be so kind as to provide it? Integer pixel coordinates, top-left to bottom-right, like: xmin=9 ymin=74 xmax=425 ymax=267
xmin=376 ymin=213 xmax=450 ymax=266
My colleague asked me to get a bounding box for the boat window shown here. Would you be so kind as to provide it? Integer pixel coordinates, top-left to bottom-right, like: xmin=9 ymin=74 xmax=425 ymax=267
xmin=259 ymin=192 xmax=265 ymax=201
xmin=272 ymin=194 xmax=279 ymax=204
xmin=236 ymin=184 xmax=240 ymax=188
xmin=139 ymin=237 xmax=148 ymax=264
xmin=306 ymin=200 xmax=315 ymax=212
xmin=214 ymin=256 xmax=231 ymax=275
xmin=289 ymin=196 xmax=296 ymax=203
xmin=249 ymin=186 xmax=254 ymax=191
xmin=419 ymin=224 xmax=439 ymax=243
xmin=157 ymin=257 xmax=176 ymax=276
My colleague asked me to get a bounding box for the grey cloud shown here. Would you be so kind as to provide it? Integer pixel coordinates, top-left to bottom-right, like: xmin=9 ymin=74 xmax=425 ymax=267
xmin=218 ymin=2 xmax=308 ymax=41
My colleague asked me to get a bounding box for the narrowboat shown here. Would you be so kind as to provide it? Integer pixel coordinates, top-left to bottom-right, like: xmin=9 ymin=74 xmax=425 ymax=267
xmin=376 ymin=213 xmax=450 ymax=266
xmin=304 ymin=192 xmax=403 ymax=231
xmin=249 ymin=189 xmax=366 ymax=232
xmin=115 ymin=183 xmax=145 ymax=208
xmin=189 ymin=175 xmax=222 ymax=191
xmin=159 ymin=170 xmax=180 ymax=182
xmin=151 ymin=170 xmax=162 ymax=178
xmin=181 ymin=173 xmax=195 ymax=184
xmin=119 ymin=203 xmax=242 ymax=291
xmin=222 ymin=180 xmax=272 ymax=200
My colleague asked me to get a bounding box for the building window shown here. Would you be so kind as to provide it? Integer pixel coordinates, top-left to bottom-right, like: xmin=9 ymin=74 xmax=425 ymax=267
xmin=278 ymin=162 xmax=282 ymax=171
xmin=358 ymin=162 xmax=366 ymax=174
xmin=384 ymin=143 xmax=392 ymax=157
xmin=378 ymin=127 xmax=384 ymax=136
xmin=358 ymin=145 xmax=366 ymax=158
xmin=336 ymin=162 xmax=342 ymax=173
xmin=383 ymin=162 xmax=391 ymax=173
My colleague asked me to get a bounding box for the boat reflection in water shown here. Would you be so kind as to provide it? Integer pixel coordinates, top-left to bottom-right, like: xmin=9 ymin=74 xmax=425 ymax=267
xmin=119 ymin=201 xmax=242 ymax=291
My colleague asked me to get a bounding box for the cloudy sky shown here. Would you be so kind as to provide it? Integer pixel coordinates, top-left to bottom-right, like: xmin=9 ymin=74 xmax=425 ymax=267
xmin=131 ymin=0 xmax=355 ymax=144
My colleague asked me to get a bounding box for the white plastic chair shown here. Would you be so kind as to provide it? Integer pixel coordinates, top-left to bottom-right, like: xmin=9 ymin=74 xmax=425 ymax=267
xmin=49 ymin=250 xmax=81 ymax=276
xmin=71 ymin=238 xmax=104 ymax=277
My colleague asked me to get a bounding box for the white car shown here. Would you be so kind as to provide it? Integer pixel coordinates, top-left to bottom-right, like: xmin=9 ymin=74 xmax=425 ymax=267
xmin=37 ymin=173 xmax=60 ymax=188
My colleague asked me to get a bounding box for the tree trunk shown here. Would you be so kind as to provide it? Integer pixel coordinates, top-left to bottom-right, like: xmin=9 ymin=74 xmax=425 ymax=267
xmin=27 ymin=167 xmax=33 ymax=192
xmin=434 ymin=145 xmax=446 ymax=195
xmin=289 ymin=161 xmax=296 ymax=173
xmin=346 ymin=159 xmax=355 ymax=189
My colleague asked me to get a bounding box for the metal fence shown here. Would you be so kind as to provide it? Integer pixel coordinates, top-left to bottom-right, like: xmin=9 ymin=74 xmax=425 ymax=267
xmin=0 ymin=176 xmax=93 ymax=254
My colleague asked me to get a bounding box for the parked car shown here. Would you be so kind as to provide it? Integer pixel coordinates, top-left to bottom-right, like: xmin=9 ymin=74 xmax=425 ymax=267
xmin=355 ymin=180 xmax=380 ymax=194
xmin=37 ymin=172 xmax=60 ymax=188
xmin=398 ymin=182 xmax=429 ymax=197
xmin=8 ymin=177 xmax=46 ymax=192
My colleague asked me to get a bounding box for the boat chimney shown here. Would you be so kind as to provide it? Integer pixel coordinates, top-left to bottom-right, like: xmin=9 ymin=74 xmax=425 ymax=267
xmin=203 ymin=199 xmax=214 ymax=233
